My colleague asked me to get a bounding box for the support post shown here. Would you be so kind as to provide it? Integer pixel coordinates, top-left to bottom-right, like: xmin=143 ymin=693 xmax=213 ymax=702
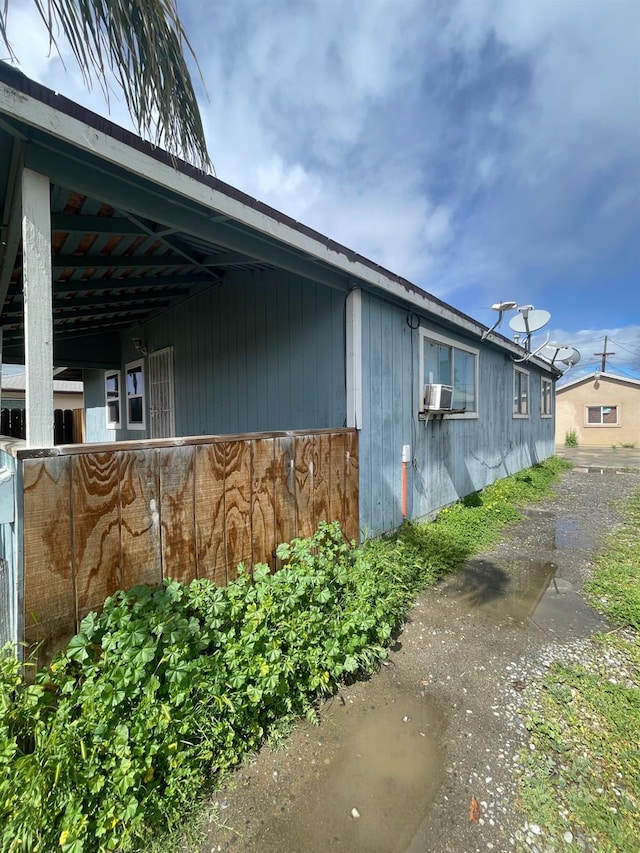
xmin=21 ymin=168 xmax=53 ymax=447
xmin=346 ymin=287 xmax=362 ymax=429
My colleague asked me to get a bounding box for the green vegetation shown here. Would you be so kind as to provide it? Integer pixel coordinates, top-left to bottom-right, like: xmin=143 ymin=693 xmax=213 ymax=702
xmin=564 ymin=428 xmax=578 ymax=447
xmin=0 ymin=458 xmax=569 ymax=853
xmin=518 ymin=489 xmax=640 ymax=852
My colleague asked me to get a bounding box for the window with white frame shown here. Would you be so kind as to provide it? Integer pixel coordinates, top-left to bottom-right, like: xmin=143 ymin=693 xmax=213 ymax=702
xmin=541 ymin=378 xmax=553 ymax=417
xmin=585 ymin=405 xmax=619 ymax=426
xmin=513 ymin=367 xmax=529 ymax=417
xmin=420 ymin=328 xmax=478 ymax=416
xmin=125 ymin=359 xmax=146 ymax=430
xmin=104 ymin=370 xmax=121 ymax=429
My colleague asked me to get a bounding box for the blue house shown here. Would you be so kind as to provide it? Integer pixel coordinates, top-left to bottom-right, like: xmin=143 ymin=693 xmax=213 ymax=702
xmin=0 ymin=65 xmax=559 ymax=655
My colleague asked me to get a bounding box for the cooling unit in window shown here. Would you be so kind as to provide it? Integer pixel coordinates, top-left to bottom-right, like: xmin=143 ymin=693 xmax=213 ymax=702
xmin=423 ymin=383 xmax=454 ymax=411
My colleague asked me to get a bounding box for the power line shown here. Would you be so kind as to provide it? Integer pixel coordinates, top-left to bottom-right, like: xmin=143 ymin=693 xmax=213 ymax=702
xmin=594 ymin=336 xmax=616 ymax=372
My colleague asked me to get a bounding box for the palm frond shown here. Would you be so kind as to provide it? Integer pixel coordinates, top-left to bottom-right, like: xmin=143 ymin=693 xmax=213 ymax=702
xmin=1 ymin=0 xmax=212 ymax=172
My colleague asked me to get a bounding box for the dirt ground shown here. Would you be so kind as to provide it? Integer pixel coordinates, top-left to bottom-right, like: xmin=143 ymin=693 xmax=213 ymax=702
xmin=181 ymin=464 xmax=640 ymax=853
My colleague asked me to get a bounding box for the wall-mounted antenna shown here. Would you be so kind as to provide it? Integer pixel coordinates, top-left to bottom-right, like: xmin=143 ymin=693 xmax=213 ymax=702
xmin=539 ymin=342 xmax=581 ymax=374
xmin=481 ymin=301 xmax=518 ymax=340
xmin=509 ymin=305 xmax=551 ymax=359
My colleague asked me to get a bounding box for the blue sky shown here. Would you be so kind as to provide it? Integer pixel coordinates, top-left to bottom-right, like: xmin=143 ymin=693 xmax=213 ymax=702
xmin=3 ymin=0 xmax=639 ymax=383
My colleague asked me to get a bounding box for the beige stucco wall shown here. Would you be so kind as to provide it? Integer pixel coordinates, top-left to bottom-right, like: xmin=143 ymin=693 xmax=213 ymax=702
xmin=555 ymin=376 xmax=640 ymax=447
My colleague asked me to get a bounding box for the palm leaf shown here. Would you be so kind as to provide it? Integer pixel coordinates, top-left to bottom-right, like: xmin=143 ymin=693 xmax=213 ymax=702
xmin=1 ymin=0 xmax=212 ymax=171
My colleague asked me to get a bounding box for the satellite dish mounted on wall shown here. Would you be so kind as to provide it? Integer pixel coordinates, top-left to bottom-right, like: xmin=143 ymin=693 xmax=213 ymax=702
xmin=481 ymin=301 xmax=518 ymax=340
xmin=509 ymin=306 xmax=551 ymax=360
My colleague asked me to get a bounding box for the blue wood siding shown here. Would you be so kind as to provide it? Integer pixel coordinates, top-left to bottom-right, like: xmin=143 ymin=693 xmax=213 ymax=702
xmin=84 ymin=271 xmax=346 ymax=442
xmin=359 ymin=293 xmax=556 ymax=536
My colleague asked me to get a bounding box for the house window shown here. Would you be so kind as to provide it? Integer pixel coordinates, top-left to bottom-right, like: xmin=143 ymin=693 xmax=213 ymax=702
xmin=125 ymin=359 xmax=146 ymax=430
xmin=104 ymin=370 xmax=121 ymax=429
xmin=513 ymin=367 xmax=529 ymax=417
xmin=541 ymin=378 xmax=553 ymax=418
xmin=586 ymin=405 xmax=619 ymax=426
xmin=420 ymin=328 xmax=478 ymax=416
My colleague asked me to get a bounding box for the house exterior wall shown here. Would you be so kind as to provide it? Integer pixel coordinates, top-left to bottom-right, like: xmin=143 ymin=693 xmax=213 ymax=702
xmin=556 ymin=376 xmax=640 ymax=447
xmin=359 ymin=293 xmax=556 ymax=535
xmin=84 ymin=270 xmax=347 ymax=443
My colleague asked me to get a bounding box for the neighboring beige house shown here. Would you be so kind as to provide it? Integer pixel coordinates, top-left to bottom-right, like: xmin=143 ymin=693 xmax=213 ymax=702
xmin=1 ymin=372 xmax=84 ymax=411
xmin=555 ymin=372 xmax=640 ymax=447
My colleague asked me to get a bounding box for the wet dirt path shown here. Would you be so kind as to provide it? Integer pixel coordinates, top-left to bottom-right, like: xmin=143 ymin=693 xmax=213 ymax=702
xmin=190 ymin=467 xmax=640 ymax=853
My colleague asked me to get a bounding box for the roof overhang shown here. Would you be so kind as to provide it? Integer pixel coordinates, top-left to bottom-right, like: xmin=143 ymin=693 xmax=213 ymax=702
xmin=0 ymin=62 xmax=561 ymax=378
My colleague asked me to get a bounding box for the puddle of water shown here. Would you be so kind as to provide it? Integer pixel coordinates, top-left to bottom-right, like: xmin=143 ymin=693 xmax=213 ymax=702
xmin=244 ymin=685 xmax=446 ymax=853
xmin=555 ymin=516 xmax=582 ymax=548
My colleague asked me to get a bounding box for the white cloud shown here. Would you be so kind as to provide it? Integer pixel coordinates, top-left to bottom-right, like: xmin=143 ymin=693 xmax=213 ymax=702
xmin=2 ymin=0 xmax=639 ymax=355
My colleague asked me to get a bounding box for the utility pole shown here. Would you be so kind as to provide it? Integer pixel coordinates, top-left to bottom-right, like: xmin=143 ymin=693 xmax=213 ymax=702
xmin=594 ymin=336 xmax=615 ymax=373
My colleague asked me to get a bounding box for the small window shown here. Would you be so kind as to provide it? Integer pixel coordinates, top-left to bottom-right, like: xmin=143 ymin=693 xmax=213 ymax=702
xmin=541 ymin=378 xmax=553 ymax=418
xmin=586 ymin=405 xmax=619 ymax=426
xmin=420 ymin=328 xmax=479 ymax=417
xmin=513 ymin=367 xmax=529 ymax=418
xmin=126 ymin=358 xmax=146 ymax=430
xmin=105 ymin=370 xmax=121 ymax=429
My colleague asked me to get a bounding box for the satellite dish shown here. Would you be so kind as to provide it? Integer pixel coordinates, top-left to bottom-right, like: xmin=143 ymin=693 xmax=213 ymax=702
xmin=481 ymin=300 xmax=518 ymax=340
xmin=508 ymin=308 xmax=551 ymax=335
xmin=540 ymin=343 xmax=575 ymax=364
xmin=559 ymin=348 xmax=581 ymax=367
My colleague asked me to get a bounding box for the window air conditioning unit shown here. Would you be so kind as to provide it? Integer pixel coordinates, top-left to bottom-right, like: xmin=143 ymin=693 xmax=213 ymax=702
xmin=423 ymin=383 xmax=454 ymax=411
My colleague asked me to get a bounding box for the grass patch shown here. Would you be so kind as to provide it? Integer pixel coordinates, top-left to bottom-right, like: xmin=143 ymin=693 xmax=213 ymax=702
xmin=0 ymin=458 xmax=568 ymax=853
xmin=518 ymin=487 xmax=640 ymax=852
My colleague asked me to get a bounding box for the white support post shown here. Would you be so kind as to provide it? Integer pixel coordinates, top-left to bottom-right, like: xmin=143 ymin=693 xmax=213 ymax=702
xmin=346 ymin=287 xmax=363 ymax=429
xmin=21 ymin=168 xmax=53 ymax=447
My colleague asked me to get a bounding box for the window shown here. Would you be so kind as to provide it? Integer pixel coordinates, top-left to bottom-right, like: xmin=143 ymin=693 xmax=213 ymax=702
xmin=586 ymin=405 xmax=619 ymax=426
xmin=125 ymin=359 xmax=146 ymax=430
xmin=513 ymin=367 xmax=529 ymax=417
xmin=420 ymin=328 xmax=478 ymax=417
xmin=541 ymin=378 xmax=553 ymax=418
xmin=104 ymin=370 xmax=121 ymax=429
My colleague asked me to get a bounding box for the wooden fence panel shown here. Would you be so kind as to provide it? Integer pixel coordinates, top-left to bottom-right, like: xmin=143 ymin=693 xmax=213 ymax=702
xmin=252 ymin=438 xmax=276 ymax=569
xmin=18 ymin=428 xmax=358 ymax=663
xmin=224 ymin=441 xmax=252 ymax=581
xmin=195 ymin=443 xmax=227 ymax=584
xmin=72 ymin=452 xmax=121 ymax=622
xmin=329 ymin=432 xmax=347 ymax=528
xmin=159 ymin=445 xmax=196 ymax=584
xmin=294 ymin=434 xmax=315 ymax=539
xmin=313 ymin=433 xmax=331 ymax=528
xmin=344 ymin=429 xmax=360 ymax=543
xmin=274 ymin=435 xmax=297 ymax=550
xmin=119 ymin=450 xmax=161 ymax=589
xmin=22 ymin=457 xmax=74 ymax=660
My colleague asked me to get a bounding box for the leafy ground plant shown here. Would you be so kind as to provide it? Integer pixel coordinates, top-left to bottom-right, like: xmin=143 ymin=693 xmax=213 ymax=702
xmin=0 ymin=458 xmax=569 ymax=853
xmin=518 ymin=488 xmax=640 ymax=852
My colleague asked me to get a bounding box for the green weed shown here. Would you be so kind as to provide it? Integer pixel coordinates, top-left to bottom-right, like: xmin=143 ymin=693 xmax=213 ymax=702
xmin=0 ymin=458 xmax=569 ymax=852
xmin=564 ymin=429 xmax=578 ymax=447
xmin=518 ymin=487 xmax=640 ymax=852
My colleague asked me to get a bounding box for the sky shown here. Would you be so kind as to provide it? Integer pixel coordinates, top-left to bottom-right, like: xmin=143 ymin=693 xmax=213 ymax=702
xmin=2 ymin=0 xmax=639 ymax=384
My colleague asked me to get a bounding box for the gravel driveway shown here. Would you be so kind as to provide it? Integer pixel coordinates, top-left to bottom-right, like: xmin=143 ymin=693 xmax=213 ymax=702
xmin=191 ymin=466 xmax=640 ymax=853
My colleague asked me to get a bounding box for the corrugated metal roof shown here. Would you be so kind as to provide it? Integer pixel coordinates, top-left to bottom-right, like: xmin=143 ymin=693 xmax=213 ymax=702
xmin=2 ymin=373 xmax=83 ymax=393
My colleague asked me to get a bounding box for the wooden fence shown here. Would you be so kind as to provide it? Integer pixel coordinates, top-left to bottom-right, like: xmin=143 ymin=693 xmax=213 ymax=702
xmin=20 ymin=428 xmax=358 ymax=661
xmin=0 ymin=407 xmax=84 ymax=443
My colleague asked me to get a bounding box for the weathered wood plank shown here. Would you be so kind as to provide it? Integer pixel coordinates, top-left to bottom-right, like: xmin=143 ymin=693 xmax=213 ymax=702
xmin=313 ymin=433 xmax=331 ymax=527
xmin=22 ymin=457 xmax=74 ymax=661
xmin=295 ymin=434 xmax=315 ymax=539
xmin=344 ymin=430 xmax=360 ymax=543
xmin=251 ymin=438 xmax=276 ymax=570
xmin=224 ymin=441 xmax=252 ymax=581
xmin=118 ymin=450 xmax=161 ymax=589
xmin=274 ymin=435 xmax=296 ymax=553
xmin=195 ymin=443 xmax=227 ymax=585
xmin=159 ymin=445 xmax=195 ymax=584
xmin=72 ymin=452 xmax=121 ymax=622
xmin=329 ymin=431 xmax=347 ymax=529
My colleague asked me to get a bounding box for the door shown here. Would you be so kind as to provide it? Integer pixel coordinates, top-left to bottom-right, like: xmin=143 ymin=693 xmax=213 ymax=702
xmin=148 ymin=347 xmax=176 ymax=438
